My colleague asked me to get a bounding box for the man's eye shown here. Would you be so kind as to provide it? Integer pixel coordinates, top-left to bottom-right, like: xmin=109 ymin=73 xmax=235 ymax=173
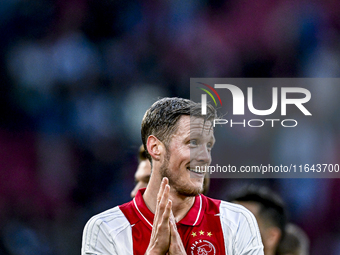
xmin=190 ymin=140 xmax=197 ymax=146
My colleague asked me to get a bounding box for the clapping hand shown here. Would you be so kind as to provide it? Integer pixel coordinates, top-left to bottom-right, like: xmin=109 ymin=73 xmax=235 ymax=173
xmin=145 ymin=178 xmax=186 ymax=255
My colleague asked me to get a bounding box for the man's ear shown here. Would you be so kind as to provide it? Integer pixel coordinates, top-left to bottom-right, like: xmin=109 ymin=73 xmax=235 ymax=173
xmin=263 ymin=226 xmax=282 ymax=252
xmin=146 ymin=135 xmax=164 ymax=161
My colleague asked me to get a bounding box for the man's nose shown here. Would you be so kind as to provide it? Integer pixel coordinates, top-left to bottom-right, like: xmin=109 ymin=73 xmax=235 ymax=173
xmin=196 ymin=145 xmax=211 ymax=163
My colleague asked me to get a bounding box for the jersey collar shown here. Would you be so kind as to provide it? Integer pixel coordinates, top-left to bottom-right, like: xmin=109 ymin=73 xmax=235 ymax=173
xmin=133 ymin=188 xmax=206 ymax=230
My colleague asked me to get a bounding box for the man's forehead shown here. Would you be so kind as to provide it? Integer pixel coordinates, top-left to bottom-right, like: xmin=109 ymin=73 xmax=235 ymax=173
xmin=189 ymin=117 xmax=214 ymax=132
xmin=172 ymin=115 xmax=214 ymax=138
xmin=177 ymin=115 xmax=212 ymax=125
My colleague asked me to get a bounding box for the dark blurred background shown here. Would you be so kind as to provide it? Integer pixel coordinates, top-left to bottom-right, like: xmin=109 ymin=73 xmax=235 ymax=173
xmin=0 ymin=0 xmax=340 ymax=254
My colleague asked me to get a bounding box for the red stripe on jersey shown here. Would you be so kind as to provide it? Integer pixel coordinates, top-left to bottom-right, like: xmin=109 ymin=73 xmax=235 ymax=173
xmin=119 ymin=198 xmax=151 ymax=255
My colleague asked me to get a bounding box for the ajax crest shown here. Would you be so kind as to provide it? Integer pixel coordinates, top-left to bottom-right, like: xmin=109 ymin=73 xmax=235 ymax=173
xmin=191 ymin=240 xmax=216 ymax=255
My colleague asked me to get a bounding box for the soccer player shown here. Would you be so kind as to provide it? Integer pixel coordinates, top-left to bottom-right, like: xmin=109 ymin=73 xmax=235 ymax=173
xmin=276 ymin=223 xmax=310 ymax=255
xmin=231 ymin=185 xmax=287 ymax=255
xmin=131 ymin=145 xmax=210 ymax=198
xmin=130 ymin=145 xmax=152 ymax=198
xmin=82 ymin=97 xmax=264 ymax=254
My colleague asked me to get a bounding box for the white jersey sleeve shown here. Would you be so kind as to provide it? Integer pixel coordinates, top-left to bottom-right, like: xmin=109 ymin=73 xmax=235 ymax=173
xmin=81 ymin=206 xmax=133 ymax=255
xmin=219 ymin=201 xmax=264 ymax=255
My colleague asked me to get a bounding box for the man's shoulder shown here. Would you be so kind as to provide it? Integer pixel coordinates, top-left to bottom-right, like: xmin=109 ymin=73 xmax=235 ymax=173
xmin=203 ymin=195 xmax=252 ymax=215
xmin=219 ymin=200 xmax=262 ymax=246
xmin=83 ymin=200 xmax=135 ymax=237
xmin=219 ymin=200 xmax=257 ymax=225
xmin=219 ymin=200 xmax=255 ymax=217
xmin=82 ymin=201 xmax=136 ymax=254
xmin=203 ymin=197 xmax=262 ymax=248
xmin=203 ymin=196 xmax=258 ymax=229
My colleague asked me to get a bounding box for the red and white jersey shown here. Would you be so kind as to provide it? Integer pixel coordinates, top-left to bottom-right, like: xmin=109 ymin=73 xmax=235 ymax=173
xmin=82 ymin=189 xmax=264 ymax=255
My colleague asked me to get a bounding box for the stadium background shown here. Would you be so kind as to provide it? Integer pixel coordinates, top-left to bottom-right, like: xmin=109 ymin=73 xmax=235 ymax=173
xmin=0 ymin=0 xmax=340 ymax=254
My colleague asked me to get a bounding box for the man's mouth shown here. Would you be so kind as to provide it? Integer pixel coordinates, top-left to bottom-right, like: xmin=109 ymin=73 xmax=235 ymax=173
xmin=187 ymin=166 xmax=205 ymax=174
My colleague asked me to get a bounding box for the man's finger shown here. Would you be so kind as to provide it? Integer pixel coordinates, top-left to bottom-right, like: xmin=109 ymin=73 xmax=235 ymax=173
xmin=169 ymin=221 xmax=187 ymax=254
xmin=154 ymin=178 xmax=168 ymax=225
xmin=169 ymin=211 xmax=177 ymax=227
xmin=158 ymin=184 xmax=170 ymax=221
xmin=157 ymin=177 xmax=168 ymax=204
xmin=161 ymin=199 xmax=172 ymax=228
xmin=169 ymin=221 xmax=180 ymax=248
xmin=170 ymin=221 xmax=177 ymax=239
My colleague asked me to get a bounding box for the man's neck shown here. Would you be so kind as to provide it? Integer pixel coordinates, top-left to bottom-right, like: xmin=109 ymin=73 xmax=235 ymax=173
xmin=169 ymin=193 xmax=196 ymax=222
xmin=143 ymin=176 xmax=196 ymax=222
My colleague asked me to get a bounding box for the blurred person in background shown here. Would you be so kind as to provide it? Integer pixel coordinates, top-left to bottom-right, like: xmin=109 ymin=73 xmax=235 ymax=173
xmin=82 ymin=97 xmax=264 ymax=254
xmin=131 ymin=145 xmax=211 ymax=198
xmin=276 ymin=223 xmax=310 ymax=255
xmin=231 ymin=185 xmax=287 ymax=255
xmin=130 ymin=145 xmax=152 ymax=198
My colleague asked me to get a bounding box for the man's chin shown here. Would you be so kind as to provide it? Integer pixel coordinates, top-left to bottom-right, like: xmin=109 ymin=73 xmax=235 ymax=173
xmin=175 ymin=185 xmax=203 ymax=197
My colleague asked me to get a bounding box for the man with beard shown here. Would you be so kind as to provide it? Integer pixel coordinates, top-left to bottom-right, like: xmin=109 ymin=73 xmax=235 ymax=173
xmin=82 ymin=97 xmax=264 ymax=255
xmin=130 ymin=145 xmax=210 ymax=199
